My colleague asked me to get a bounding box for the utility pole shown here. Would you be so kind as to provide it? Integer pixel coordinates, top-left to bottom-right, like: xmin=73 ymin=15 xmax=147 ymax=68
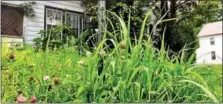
xmin=98 ymin=0 xmax=106 ymax=41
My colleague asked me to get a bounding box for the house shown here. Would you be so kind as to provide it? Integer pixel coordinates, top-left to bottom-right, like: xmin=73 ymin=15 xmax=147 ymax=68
xmin=1 ymin=1 xmax=104 ymax=44
xmin=196 ymin=21 xmax=222 ymax=64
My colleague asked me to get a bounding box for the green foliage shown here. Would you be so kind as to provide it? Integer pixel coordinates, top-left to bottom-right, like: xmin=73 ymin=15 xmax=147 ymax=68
xmin=193 ymin=64 xmax=222 ymax=102
xmin=82 ymin=0 xmax=98 ymax=8
xmin=108 ymin=2 xmax=146 ymax=40
xmin=33 ymin=24 xmax=77 ymax=51
xmin=19 ymin=2 xmax=36 ymax=17
xmin=165 ymin=1 xmax=222 ymax=61
xmin=1 ymin=9 xmax=221 ymax=103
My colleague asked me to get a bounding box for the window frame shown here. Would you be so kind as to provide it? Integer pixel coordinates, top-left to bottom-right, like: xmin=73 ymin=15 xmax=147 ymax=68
xmin=65 ymin=12 xmax=83 ymax=36
xmin=44 ymin=6 xmax=84 ymax=38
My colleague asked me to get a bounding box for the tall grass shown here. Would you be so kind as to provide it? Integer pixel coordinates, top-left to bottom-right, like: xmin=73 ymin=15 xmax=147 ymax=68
xmin=1 ymin=8 xmax=221 ymax=103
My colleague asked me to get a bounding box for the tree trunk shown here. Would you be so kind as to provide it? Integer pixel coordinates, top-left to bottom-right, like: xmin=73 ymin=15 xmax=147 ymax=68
xmin=170 ymin=0 xmax=177 ymax=19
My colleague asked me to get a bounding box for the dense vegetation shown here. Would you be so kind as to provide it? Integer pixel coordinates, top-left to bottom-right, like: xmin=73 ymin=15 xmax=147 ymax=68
xmin=1 ymin=9 xmax=222 ymax=103
xmin=85 ymin=0 xmax=222 ymax=60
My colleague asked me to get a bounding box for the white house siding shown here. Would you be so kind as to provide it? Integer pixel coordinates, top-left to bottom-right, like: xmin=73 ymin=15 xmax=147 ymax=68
xmin=196 ymin=34 xmax=222 ymax=64
xmin=1 ymin=1 xmax=85 ymax=44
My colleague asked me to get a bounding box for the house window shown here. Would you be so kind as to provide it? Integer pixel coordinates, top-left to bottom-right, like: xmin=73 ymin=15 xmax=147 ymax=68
xmin=65 ymin=12 xmax=81 ymax=36
xmin=1 ymin=5 xmax=23 ymax=36
xmin=211 ymin=51 xmax=216 ymax=60
xmin=210 ymin=37 xmax=215 ymax=45
xmin=45 ymin=7 xmax=86 ymax=38
xmin=45 ymin=8 xmax=63 ymax=31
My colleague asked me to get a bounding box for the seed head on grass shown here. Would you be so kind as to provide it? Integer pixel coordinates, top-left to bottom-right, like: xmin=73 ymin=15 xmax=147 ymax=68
xmin=8 ymin=54 xmax=16 ymax=60
xmin=53 ymin=77 xmax=60 ymax=85
xmin=121 ymin=40 xmax=126 ymax=49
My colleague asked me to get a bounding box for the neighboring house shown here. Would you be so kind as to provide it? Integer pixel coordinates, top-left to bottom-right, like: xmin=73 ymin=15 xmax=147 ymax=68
xmin=196 ymin=21 xmax=222 ymax=64
xmin=1 ymin=1 xmax=98 ymax=44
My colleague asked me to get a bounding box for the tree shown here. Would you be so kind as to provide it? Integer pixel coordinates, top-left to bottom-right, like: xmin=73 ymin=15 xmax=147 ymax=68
xmin=163 ymin=1 xmax=222 ymax=60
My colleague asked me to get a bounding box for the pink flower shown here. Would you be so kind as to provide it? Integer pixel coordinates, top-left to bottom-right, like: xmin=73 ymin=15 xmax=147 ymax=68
xmin=16 ymin=94 xmax=26 ymax=103
xmin=30 ymin=96 xmax=37 ymax=103
xmin=43 ymin=75 xmax=50 ymax=81
xmin=99 ymin=49 xmax=106 ymax=56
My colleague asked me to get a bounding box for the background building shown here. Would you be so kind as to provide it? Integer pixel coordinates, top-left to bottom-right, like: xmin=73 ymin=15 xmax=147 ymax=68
xmin=196 ymin=21 xmax=222 ymax=64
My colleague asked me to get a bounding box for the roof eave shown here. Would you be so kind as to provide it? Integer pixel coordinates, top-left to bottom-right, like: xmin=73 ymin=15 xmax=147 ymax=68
xmin=198 ymin=33 xmax=223 ymax=37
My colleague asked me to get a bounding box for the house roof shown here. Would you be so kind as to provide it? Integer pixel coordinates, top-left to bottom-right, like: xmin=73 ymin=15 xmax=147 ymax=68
xmin=198 ymin=21 xmax=222 ymax=37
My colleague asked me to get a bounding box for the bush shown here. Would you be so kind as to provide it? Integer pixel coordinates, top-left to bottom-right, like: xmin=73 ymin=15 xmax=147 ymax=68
xmin=33 ymin=24 xmax=77 ymax=51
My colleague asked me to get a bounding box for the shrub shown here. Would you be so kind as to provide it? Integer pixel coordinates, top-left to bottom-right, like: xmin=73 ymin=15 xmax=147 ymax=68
xmin=33 ymin=24 xmax=77 ymax=51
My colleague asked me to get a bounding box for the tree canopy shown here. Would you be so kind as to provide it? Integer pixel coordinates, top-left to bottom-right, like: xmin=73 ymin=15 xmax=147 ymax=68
xmin=83 ymin=0 xmax=222 ymax=60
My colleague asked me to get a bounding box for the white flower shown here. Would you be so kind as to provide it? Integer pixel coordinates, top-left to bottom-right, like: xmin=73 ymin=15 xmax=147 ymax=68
xmin=43 ymin=75 xmax=50 ymax=81
xmin=99 ymin=49 xmax=106 ymax=56
xmin=78 ymin=60 xmax=84 ymax=65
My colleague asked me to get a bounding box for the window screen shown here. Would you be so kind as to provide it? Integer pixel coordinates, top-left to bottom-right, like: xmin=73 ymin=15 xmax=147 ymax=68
xmin=1 ymin=5 xmax=23 ymax=36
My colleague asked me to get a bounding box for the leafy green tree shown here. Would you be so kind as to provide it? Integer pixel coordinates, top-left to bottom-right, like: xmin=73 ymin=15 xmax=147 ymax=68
xmin=164 ymin=1 xmax=222 ymax=60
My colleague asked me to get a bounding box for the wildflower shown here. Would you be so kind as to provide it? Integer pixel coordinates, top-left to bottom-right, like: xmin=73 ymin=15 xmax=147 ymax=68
xmin=53 ymin=77 xmax=60 ymax=85
xmin=16 ymin=94 xmax=26 ymax=103
xmin=78 ymin=60 xmax=84 ymax=65
xmin=30 ymin=96 xmax=36 ymax=103
xmin=43 ymin=75 xmax=50 ymax=81
xmin=99 ymin=49 xmax=106 ymax=56
xmin=8 ymin=54 xmax=16 ymax=60
xmin=121 ymin=40 xmax=126 ymax=49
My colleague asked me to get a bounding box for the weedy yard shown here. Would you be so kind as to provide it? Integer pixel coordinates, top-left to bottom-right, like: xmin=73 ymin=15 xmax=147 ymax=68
xmin=1 ymin=10 xmax=222 ymax=103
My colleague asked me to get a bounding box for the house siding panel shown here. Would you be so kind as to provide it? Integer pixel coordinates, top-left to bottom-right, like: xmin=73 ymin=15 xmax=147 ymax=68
xmin=1 ymin=1 xmax=85 ymax=44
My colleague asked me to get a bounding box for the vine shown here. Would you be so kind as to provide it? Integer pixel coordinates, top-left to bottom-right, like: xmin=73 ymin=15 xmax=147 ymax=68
xmin=19 ymin=1 xmax=36 ymax=17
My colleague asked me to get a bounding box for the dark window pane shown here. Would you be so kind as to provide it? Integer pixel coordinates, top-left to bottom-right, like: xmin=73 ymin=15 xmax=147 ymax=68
xmin=210 ymin=38 xmax=215 ymax=45
xmin=211 ymin=51 xmax=216 ymax=60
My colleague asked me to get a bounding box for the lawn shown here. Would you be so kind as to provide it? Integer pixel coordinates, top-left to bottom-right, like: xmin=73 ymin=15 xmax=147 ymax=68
xmin=194 ymin=64 xmax=222 ymax=102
